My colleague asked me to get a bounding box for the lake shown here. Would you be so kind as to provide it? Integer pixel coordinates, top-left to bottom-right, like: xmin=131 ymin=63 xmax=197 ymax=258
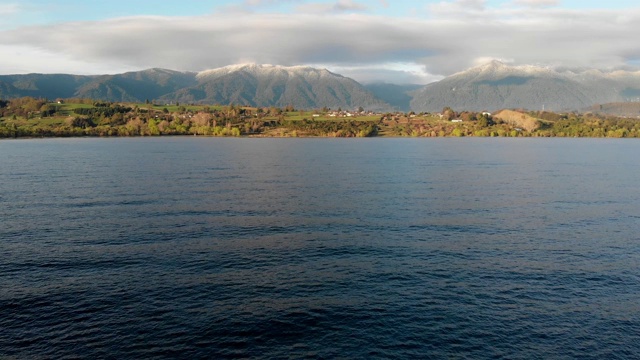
xmin=1 ymin=137 xmax=639 ymax=359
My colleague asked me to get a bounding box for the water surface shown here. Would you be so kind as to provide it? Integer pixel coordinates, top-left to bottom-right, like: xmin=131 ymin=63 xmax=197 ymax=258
xmin=1 ymin=137 xmax=639 ymax=359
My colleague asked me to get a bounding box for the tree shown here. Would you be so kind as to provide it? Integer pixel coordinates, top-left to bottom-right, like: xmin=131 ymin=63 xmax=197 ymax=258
xmin=110 ymin=112 xmax=126 ymax=126
xmin=192 ymin=112 xmax=213 ymax=127
xmin=442 ymin=107 xmax=455 ymax=121
xmin=68 ymin=117 xmax=93 ymax=129
xmin=148 ymin=118 xmax=160 ymax=136
xmin=477 ymin=114 xmax=494 ymax=127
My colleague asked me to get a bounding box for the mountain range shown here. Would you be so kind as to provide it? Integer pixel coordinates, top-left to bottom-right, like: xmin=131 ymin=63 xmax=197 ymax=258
xmin=0 ymin=65 xmax=391 ymax=112
xmin=2 ymin=61 xmax=640 ymax=114
xmin=410 ymin=60 xmax=640 ymax=113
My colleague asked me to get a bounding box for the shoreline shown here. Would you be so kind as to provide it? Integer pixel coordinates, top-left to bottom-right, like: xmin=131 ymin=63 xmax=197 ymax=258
xmin=2 ymin=134 xmax=638 ymax=140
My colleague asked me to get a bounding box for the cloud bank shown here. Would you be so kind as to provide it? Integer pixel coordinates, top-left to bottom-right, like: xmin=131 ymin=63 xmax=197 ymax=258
xmin=1 ymin=3 xmax=639 ymax=84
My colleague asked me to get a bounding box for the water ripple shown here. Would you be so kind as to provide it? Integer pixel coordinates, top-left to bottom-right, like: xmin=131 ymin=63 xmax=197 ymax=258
xmin=1 ymin=138 xmax=639 ymax=359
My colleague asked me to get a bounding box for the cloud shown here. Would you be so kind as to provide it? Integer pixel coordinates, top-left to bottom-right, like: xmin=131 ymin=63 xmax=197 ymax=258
xmin=330 ymin=63 xmax=443 ymax=84
xmin=512 ymin=0 xmax=560 ymax=8
xmin=0 ymin=44 xmax=135 ymax=75
xmin=296 ymin=0 xmax=368 ymax=14
xmin=238 ymin=0 xmax=301 ymax=6
xmin=1 ymin=5 xmax=640 ymax=83
xmin=428 ymin=0 xmax=486 ymax=15
xmin=218 ymin=0 xmax=304 ymax=14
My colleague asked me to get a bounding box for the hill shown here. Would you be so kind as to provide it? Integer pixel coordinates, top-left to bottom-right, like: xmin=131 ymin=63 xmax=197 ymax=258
xmin=75 ymin=68 xmax=197 ymax=102
xmin=363 ymin=83 xmax=423 ymax=112
xmin=0 ymin=69 xmax=197 ymax=103
xmin=585 ymin=102 xmax=640 ymax=118
xmin=0 ymin=74 xmax=91 ymax=99
xmin=492 ymin=110 xmax=540 ymax=132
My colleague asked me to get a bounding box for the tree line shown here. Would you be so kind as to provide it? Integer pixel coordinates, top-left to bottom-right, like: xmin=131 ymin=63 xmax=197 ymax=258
xmin=1 ymin=97 xmax=640 ymax=138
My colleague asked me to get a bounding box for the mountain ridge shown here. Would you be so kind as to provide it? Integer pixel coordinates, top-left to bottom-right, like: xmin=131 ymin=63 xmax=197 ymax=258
xmin=163 ymin=64 xmax=390 ymax=111
xmin=0 ymin=64 xmax=392 ymax=111
xmin=410 ymin=61 xmax=640 ymax=113
xmin=3 ymin=62 xmax=640 ymax=114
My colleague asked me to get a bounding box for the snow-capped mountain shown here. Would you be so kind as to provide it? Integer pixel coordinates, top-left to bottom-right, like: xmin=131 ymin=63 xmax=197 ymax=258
xmin=410 ymin=60 xmax=640 ymax=112
xmin=162 ymin=64 xmax=391 ymax=111
xmin=0 ymin=65 xmax=392 ymax=111
xmin=196 ymin=64 xmax=334 ymax=81
xmin=3 ymin=61 xmax=640 ymax=113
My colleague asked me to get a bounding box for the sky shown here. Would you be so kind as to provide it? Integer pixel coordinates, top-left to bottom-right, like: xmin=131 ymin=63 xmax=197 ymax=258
xmin=1 ymin=0 xmax=639 ymax=84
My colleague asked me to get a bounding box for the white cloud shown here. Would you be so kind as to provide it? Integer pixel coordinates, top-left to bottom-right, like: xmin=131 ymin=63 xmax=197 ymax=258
xmin=1 ymin=5 xmax=640 ymax=83
xmin=512 ymin=0 xmax=560 ymax=8
xmin=296 ymin=0 xmax=368 ymax=14
xmin=332 ymin=0 xmax=368 ymax=12
xmin=428 ymin=0 xmax=486 ymax=15
xmin=0 ymin=44 xmax=136 ymax=75
xmin=220 ymin=0 xmax=304 ymax=13
xmin=239 ymin=0 xmax=302 ymax=6
xmin=329 ymin=63 xmax=443 ymax=84
xmin=471 ymin=57 xmax=515 ymax=67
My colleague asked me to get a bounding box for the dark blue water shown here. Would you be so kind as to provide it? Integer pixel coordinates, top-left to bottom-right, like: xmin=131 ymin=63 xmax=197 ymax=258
xmin=1 ymin=137 xmax=639 ymax=359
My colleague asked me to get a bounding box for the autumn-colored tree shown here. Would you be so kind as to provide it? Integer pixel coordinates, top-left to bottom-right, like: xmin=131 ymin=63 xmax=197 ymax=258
xmin=192 ymin=112 xmax=213 ymax=127
xmin=442 ymin=107 xmax=455 ymax=120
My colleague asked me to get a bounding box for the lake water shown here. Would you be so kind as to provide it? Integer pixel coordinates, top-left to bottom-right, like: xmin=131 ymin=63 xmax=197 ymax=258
xmin=1 ymin=137 xmax=639 ymax=359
